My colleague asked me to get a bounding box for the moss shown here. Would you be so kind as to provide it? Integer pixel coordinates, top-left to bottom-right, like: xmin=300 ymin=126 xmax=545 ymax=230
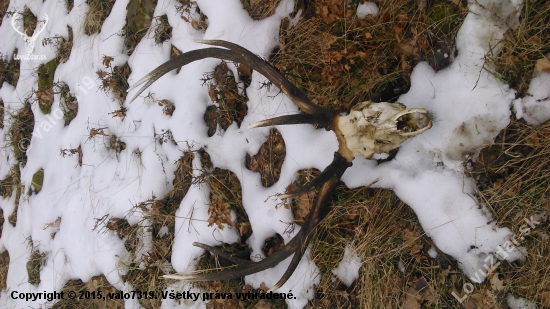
xmin=428 ymin=1 xmax=459 ymax=37
xmin=31 ymin=169 xmax=44 ymax=193
xmin=37 ymin=58 xmax=59 ymax=114
xmin=125 ymin=0 xmax=156 ymax=55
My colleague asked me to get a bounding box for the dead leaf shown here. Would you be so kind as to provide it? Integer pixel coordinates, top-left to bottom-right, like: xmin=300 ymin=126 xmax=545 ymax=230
xmin=403 ymin=286 xmax=421 ymax=309
xmin=102 ymin=55 xmax=114 ymax=68
xmin=535 ymin=57 xmax=550 ymax=73
xmin=253 ymin=299 xmax=272 ymax=309
xmin=489 ymin=273 xmax=505 ymax=291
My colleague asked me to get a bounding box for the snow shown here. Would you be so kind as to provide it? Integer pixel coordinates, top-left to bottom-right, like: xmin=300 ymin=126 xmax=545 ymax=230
xmin=356 ymin=2 xmax=379 ymax=19
xmin=331 ymin=245 xmax=361 ymax=287
xmin=0 ymin=0 xmax=549 ymax=308
xmin=507 ymin=294 xmax=537 ymax=309
xmin=513 ymin=70 xmax=550 ymax=125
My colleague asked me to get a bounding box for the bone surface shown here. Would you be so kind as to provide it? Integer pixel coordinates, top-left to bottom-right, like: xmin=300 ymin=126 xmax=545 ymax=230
xmin=337 ymin=101 xmax=432 ymax=159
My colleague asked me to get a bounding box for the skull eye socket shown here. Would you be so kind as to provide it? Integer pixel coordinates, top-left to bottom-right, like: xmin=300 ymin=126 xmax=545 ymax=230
xmin=396 ymin=111 xmax=431 ymax=133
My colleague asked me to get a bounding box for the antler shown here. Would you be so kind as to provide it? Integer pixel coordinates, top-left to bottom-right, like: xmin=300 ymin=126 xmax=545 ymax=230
xmin=164 ymin=153 xmax=352 ymax=291
xmin=128 ymin=40 xmax=335 ymax=129
xmin=129 ymin=40 xmax=432 ymax=290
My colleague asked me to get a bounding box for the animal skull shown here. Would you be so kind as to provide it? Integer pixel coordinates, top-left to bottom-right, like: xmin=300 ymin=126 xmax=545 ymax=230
xmin=129 ymin=40 xmax=434 ymax=290
xmin=336 ymin=101 xmax=432 ymax=159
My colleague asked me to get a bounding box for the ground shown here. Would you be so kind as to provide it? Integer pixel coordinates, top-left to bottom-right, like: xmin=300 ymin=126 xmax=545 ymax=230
xmin=0 ymin=0 xmax=549 ymax=308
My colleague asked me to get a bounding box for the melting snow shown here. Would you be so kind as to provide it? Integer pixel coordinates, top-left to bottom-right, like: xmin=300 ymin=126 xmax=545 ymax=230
xmin=0 ymin=0 xmax=548 ymax=308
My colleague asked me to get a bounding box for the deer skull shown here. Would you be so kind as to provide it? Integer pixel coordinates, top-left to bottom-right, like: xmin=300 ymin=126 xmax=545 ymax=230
xmin=129 ymin=40 xmax=434 ymax=290
xmin=336 ymin=101 xmax=432 ymax=159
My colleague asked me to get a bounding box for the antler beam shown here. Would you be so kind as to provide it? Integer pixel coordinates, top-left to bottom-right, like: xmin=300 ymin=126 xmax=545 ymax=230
xmin=130 ymin=40 xmax=432 ymax=290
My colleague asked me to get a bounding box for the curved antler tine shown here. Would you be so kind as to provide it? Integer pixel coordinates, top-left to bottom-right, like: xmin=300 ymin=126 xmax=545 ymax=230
xmin=268 ymin=168 xmax=346 ymax=291
xmin=196 ymin=40 xmax=333 ymax=120
xmin=163 ymin=153 xmax=352 ymax=290
xmin=128 ymin=41 xmax=335 ymax=127
xmin=248 ymin=113 xmax=330 ymax=129
xmin=127 ymin=48 xmax=231 ymax=103
xmin=279 ymin=153 xmax=352 ymax=199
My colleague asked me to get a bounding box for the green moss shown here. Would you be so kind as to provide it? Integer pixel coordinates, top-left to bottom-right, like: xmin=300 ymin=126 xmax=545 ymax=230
xmin=428 ymin=1 xmax=459 ymax=37
xmin=31 ymin=169 xmax=44 ymax=193
xmin=37 ymin=58 xmax=58 ymax=90
xmin=37 ymin=58 xmax=59 ymax=114
xmin=125 ymin=0 xmax=156 ymax=54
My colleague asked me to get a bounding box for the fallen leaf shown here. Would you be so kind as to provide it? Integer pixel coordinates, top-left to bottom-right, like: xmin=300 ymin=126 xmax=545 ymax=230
xmin=535 ymin=57 xmax=550 ymax=73
xmin=489 ymin=273 xmax=505 ymax=291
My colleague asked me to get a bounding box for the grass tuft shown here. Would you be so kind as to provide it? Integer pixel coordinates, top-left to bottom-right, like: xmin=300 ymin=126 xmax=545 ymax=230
xmin=83 ymin=0 xmax=115 ymax=35
xmin=97 ymin=62 xmax=131 ymax=106
xmin=153 ymin=14 xmax=172 ymax=44
xmin=54 ymin=82 xmax=79 ymax=125
xmin=51 ymin=275 xmax=125 ymax=309
xmin=245 ymin=128 xmax=286 ymax=187
xmin=0 ymin=250 xmax=9 ymax=291
xmin=42 ymin=25 xmax=74 ymax=63
xmin=26 ymin=247 xmax=47 ymax=285
xmin=176 ymin=0 xmax=208 ymax=32
xmin=0 ymin=50 xmax=21 ymax=88
xmin=60 ymin=146 xmax=83 ymax=167
xmin=488 ymin=0 xmax=550 ymax=97
xmin=240 ymin=0 xmax=282 ymax=20
xmin=125 ymin=0 xmax=156 ymax=55
xmin=202 ymin=61 xmax=249 ymax=137
xmin=6 ymin=101 xmax=34 ymax=166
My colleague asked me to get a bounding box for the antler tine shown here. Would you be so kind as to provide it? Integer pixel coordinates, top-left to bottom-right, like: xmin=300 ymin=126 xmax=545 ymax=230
xmin=247 ymin=113 xmax=328 ymax=129
xmin=278 ymin=154 xmax=352 ymax=199
xmin=163 ymin=153 xmax=352 ymax=290
xmin=195 ymin=40 xmax=333 ymax=119
xmin=128 ymin=40 xmax=334 ymax=128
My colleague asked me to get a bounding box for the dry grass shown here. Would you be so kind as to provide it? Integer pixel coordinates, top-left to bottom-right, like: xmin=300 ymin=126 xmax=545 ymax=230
xmin=54 ymin=82 xmax=79 ymax=125
xmin=274 ymin=0 xmax=467 ymax=110
xmin=202 ymin=61 xmax=249 ymax=137
xmin=0 ymin=249 xmax=9 ymax=292
xmin=153 ymin=14 xmax=172 ymax=44
xmin=0 ymin=0 xmax=11 ymax=27
xmin=176 ymin=0 xmax=208 ymax=32
xmin=60 ymin=145 xmax=83 ymax=166
xmin=83 ymin=0 xmax=115 ymax=35
xmin=467 ymin=119 xmax=550 ymax=307
xmin=42 ymin=25 xmax=74 ymax=63
xmin=240 ymin=0 xmax=282 ymax=20
xmin=114 ymin=152 xmax=194 ymax=308
xmin=488 ymin=0 xmax=550 ymax=96
xmin=51 ymin=275 xmax=125 ymax=309
xmin=0 ymin=98 xmax=3 ymax=129
xmin=26 ymin=248 xmax=47 ymax=285
xmin=0 ymin=166 xmax=21 ymax=226
xmin=97 ymin=62 xmax=131 ymax=106
xmin=124 ymin=0 xmax=156 ymax=55
xmin=6 ymin=101 xmax=34 ymax=166
xmin=0 ymin=49 xmax=21 ymax=88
